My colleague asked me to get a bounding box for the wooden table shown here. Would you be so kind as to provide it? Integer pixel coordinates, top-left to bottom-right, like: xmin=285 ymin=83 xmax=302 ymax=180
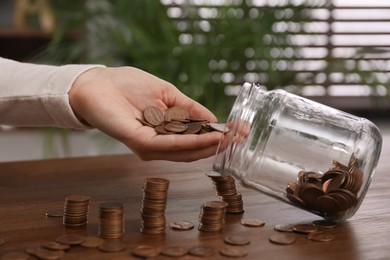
xmin=1 ymin=136 xmax=390 ymax=260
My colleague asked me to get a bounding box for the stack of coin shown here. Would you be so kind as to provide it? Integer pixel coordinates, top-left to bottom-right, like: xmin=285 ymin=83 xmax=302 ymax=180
xmin=198 ymin=201 xmax=228 ymax=232
xmin=206 ymin=171 xmax=244 ymax=214
xmin=98 ymin=202 xmax=124 ymax=239
xmin=140 ymin=177 xmax=170 ymax=234
xmin=286 ymin=156 xmax=363 ymax=219
xmin=137 ymin=106 xmax=229 ymax=135
xmin=63 ymin=195 xmax=90 ymax=227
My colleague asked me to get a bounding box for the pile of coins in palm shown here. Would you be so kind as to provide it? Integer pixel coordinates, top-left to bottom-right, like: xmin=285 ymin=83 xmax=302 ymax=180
xmin=137 ymin=106 xmax=229 ymax=135
xmin=63 ymin=195 xmax=90 ymax=227
xmin=286 ymin=156 xmax=363 ymax=219
xmin=206 ymin=171 xmax=244 ymax=214
xmin=198 ymin=200 xmax=228 ymax=232
xmin=98 ymin=202 xmax=124 ymax=239
xmin=140 ymin=177 xmax=170 ymax=234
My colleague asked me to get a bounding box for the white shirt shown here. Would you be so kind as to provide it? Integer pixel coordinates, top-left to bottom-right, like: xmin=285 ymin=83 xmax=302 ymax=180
xmin=0 ymin=57 xmax=104 ymax=129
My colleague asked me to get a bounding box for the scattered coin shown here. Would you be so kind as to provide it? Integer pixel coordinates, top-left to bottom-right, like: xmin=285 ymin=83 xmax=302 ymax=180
xmin=312 ymin=219 xmax=338 ymax=229
xmin=25 ymin=246 xmax=38 ymax=256
xmin=269 ymin=233 xmax=296 ymax=245
xmin=188 ymin=245 xmax=217 ymax=257
xmin=240 ymin=218 xmax=265 ymax=227
xmin=98 ymin=241 xmax=127 ymax=253
xmin=224 ymin=236 xmax=251 ymax=246
xmin=132 ymin=245 xmax=160 ymax=258
xmin=0 ymin=251 xmax=30 ymax=260
xmin=34 ymin=247 xmax=65 ymax=260
xmin=160 ymin=246 xmax=188 ymax=257
xmin=293 ymin=224 xmax=319 ymax=234
xmin=169 ymin=221 xmax=194 ymax=231
xmin=42 ymin=241 xmax=70 ymax=250
xmin=274 ymin=224 xmax=294 ymax=232
xmin=55 ymin=234 xmax=85 ymax=245
xmin=307 ymin=232 xmax=335 ymax=242
xmin=80 ymin=236 xmax=105 ymax=248
xmin=45 ymin=209 xmax=63 ymax=218
xmin=219 ymin=247 xmax=248 ymax=258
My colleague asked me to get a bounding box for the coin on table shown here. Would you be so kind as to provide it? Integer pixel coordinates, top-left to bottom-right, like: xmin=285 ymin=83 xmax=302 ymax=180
xmin=188 ymin=245 xmax=217 ymax=257
xmin=45 ymin=209 xmax=63 ymax=218
xmin=274 ymin=224 xmax=294 ymax=232
xmin=34 ymin=247 xmax=65 ymax=260
xmin=98 ymin=241 xmax=127 ymax=253
xmin=240 ymin=218 xmax=265 ymax=227
xmin=220 ymin=247 xmax=248 ymax=258
xmin=312 ymin=220 xmax=338 ymax=229
xmin=0 ymin=251 xmax=30 ymax=260
xmin=307 ymin=232 xmax=335 ymax=242
xmin=55 ymin=234 xmax=85 ymax=245
xmin=169 ymin=221 xmax=195 ymax=231
xmin=269 ymin=233 xmax=296 ymax=245
xmin=293 ymin=224 xmax=319 ymax=234
xmin=144 ymin=106 xmax=164 ymax=126
xmin=165 ymin=106 xmax=190 ymax=121
xmin=42 ymin=241 xmax=70 ymax=250
xmin=160 ymin=246 xmax=188 ymax=257
xmin=80 ymin=236 xmax=105 ymax=248
xmin=0 ymin=239 xmax=4 ymax=246
xmin=132 ymin=245 xmax=160 ymax=258
xmin=224 ymin=236 xmax=251 ymax=246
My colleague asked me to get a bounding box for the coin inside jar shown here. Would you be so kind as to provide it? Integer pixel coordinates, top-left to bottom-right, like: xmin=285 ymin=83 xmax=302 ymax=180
xmin=80 ymin=236 xmax=105 ymax=248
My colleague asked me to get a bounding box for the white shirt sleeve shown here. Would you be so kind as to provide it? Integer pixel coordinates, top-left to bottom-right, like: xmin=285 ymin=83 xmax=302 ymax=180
xmin=0 ymin=57 xmax=105 ymax=129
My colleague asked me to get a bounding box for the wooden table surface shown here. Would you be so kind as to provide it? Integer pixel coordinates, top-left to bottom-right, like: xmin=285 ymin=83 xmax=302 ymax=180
xmin=0 ymin=135 xmax=389 ymax=260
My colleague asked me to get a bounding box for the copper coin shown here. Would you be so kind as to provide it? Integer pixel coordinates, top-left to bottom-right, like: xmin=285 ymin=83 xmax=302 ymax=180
xmin=312 ymin=220 xmax=338 ymax=229
xmin=165 ymin=106 xmax=190 ymax=121
xmin=80 ymin=236 xmax=105 ymax=248
xmin=269 ymin=233 xmax=296 ymax=245
xmin=136 ymin=117 xmax=154 ymax=127
xmin=0 ymin=252 xmax=30 ymax=260
xmin=203 ymin=201 xmax=228 ymax=209
xmin=144 ymin=106 xmax=164 ymax=126
xmin=183 ymin=122 xmax=203 ymax=134
xmin=274 ymin=224 xmax=294 ymax=232
xmin=55 ymin=234 xmax=85 ymax=245
xmin=224 ymin=236 xmax=251 ymax=246
xmin=188 ymin=245 xmax=217 ymax=257
xmin=160 ymin=246 xmax=188 ymax=257
xmin=293 ymin=224 xmax=319 ymax=234
xmin=34 ymin=247 xmax=65 ymax=260
xmin=65 ymin=195 xmax=90 ymax=202
xmin=307 ymin=232 xmax=335 ymax=242
xmin=219 ymin=247 xmax=248 ymax=258
xmin=45 ymin=209 xmax=63 ymax=218
xmin=25 ymin=246 xmax=38 ymax=255
xmin=164 ymin=122 xmax=188 ymax=133
xmin=0 ymin=239 xmax=4 ymax=246
xmin=42 ymin=241 xmax=70 ymax=250
xmin=155 ymin=125 xmax=173 ymax=135
xmin=98 ymin=241 xmax=127 ymax=253
xmin=208 ymin=122 xmax=230 ymax=133
xmin=169 ymin=221 xmax=194 ymax=231
xmin=132 ymin=245 xmax=160 ymax=258
xmin=240 ymin=218 xmax=265 ymax=227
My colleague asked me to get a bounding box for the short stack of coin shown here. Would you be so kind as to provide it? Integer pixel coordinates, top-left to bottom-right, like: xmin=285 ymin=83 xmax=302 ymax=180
xmin=98 ymin=202 xmax=124 ymax=239
xmin=198 ymin=201 xmax=228 ymax=232
xmin=137 ymin=106 xmax=229 ymax=135
xmin=286 ymin=156 xmax=363 ymax=219
xmin=63 ymin=195 xmax=90 ymax=227
xmin=140 ymin=177 xmax=170 ymax=234
xmin=206 ymin=171 xmax=244 ymax=214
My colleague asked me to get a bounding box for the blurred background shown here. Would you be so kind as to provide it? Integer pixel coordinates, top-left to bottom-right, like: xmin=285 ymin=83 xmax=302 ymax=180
xmin=1 ymin=0 xmax=389 ymax=161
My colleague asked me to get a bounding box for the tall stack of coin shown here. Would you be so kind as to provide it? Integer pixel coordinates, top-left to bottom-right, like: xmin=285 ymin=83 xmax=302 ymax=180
xmin=206 ymin=171 xmax=244 ymax=214
xmin=198 ymin=201 xmax=228 ymax=232
xmin=140 ymin=177 xmax=170 ymax=234
xmin=63 ymin=195 xmax=90 ymax=227
xmin=98 ymin=202 xmax=124 ymax=239
xmin=286 ymin=156 xmax=363 ymax=219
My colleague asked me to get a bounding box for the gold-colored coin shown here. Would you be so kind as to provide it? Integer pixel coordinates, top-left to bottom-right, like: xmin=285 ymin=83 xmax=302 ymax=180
xmin=219 ymin=247 xmax=248 ymax=258
xmin=269 ymin=233 xmax=296 ymax=245
xmin=224 ymin=236 xmax=251 ymax=246
xmin=132 ymin=245 xmax=160 ymax=258
xmin=307 ymin=232 xmax=335 ymax=242
xmin=240 ymin=218 xmax=265 ymax=227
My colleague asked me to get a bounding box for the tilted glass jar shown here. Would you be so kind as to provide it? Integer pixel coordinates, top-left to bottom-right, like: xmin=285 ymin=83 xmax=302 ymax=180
xmin=213 ymin=82 xmax=382 ymax=221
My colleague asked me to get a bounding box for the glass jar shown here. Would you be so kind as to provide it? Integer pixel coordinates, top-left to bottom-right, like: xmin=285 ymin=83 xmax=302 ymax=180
xmin=213 ymin=82 xmax=382 ymax=221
